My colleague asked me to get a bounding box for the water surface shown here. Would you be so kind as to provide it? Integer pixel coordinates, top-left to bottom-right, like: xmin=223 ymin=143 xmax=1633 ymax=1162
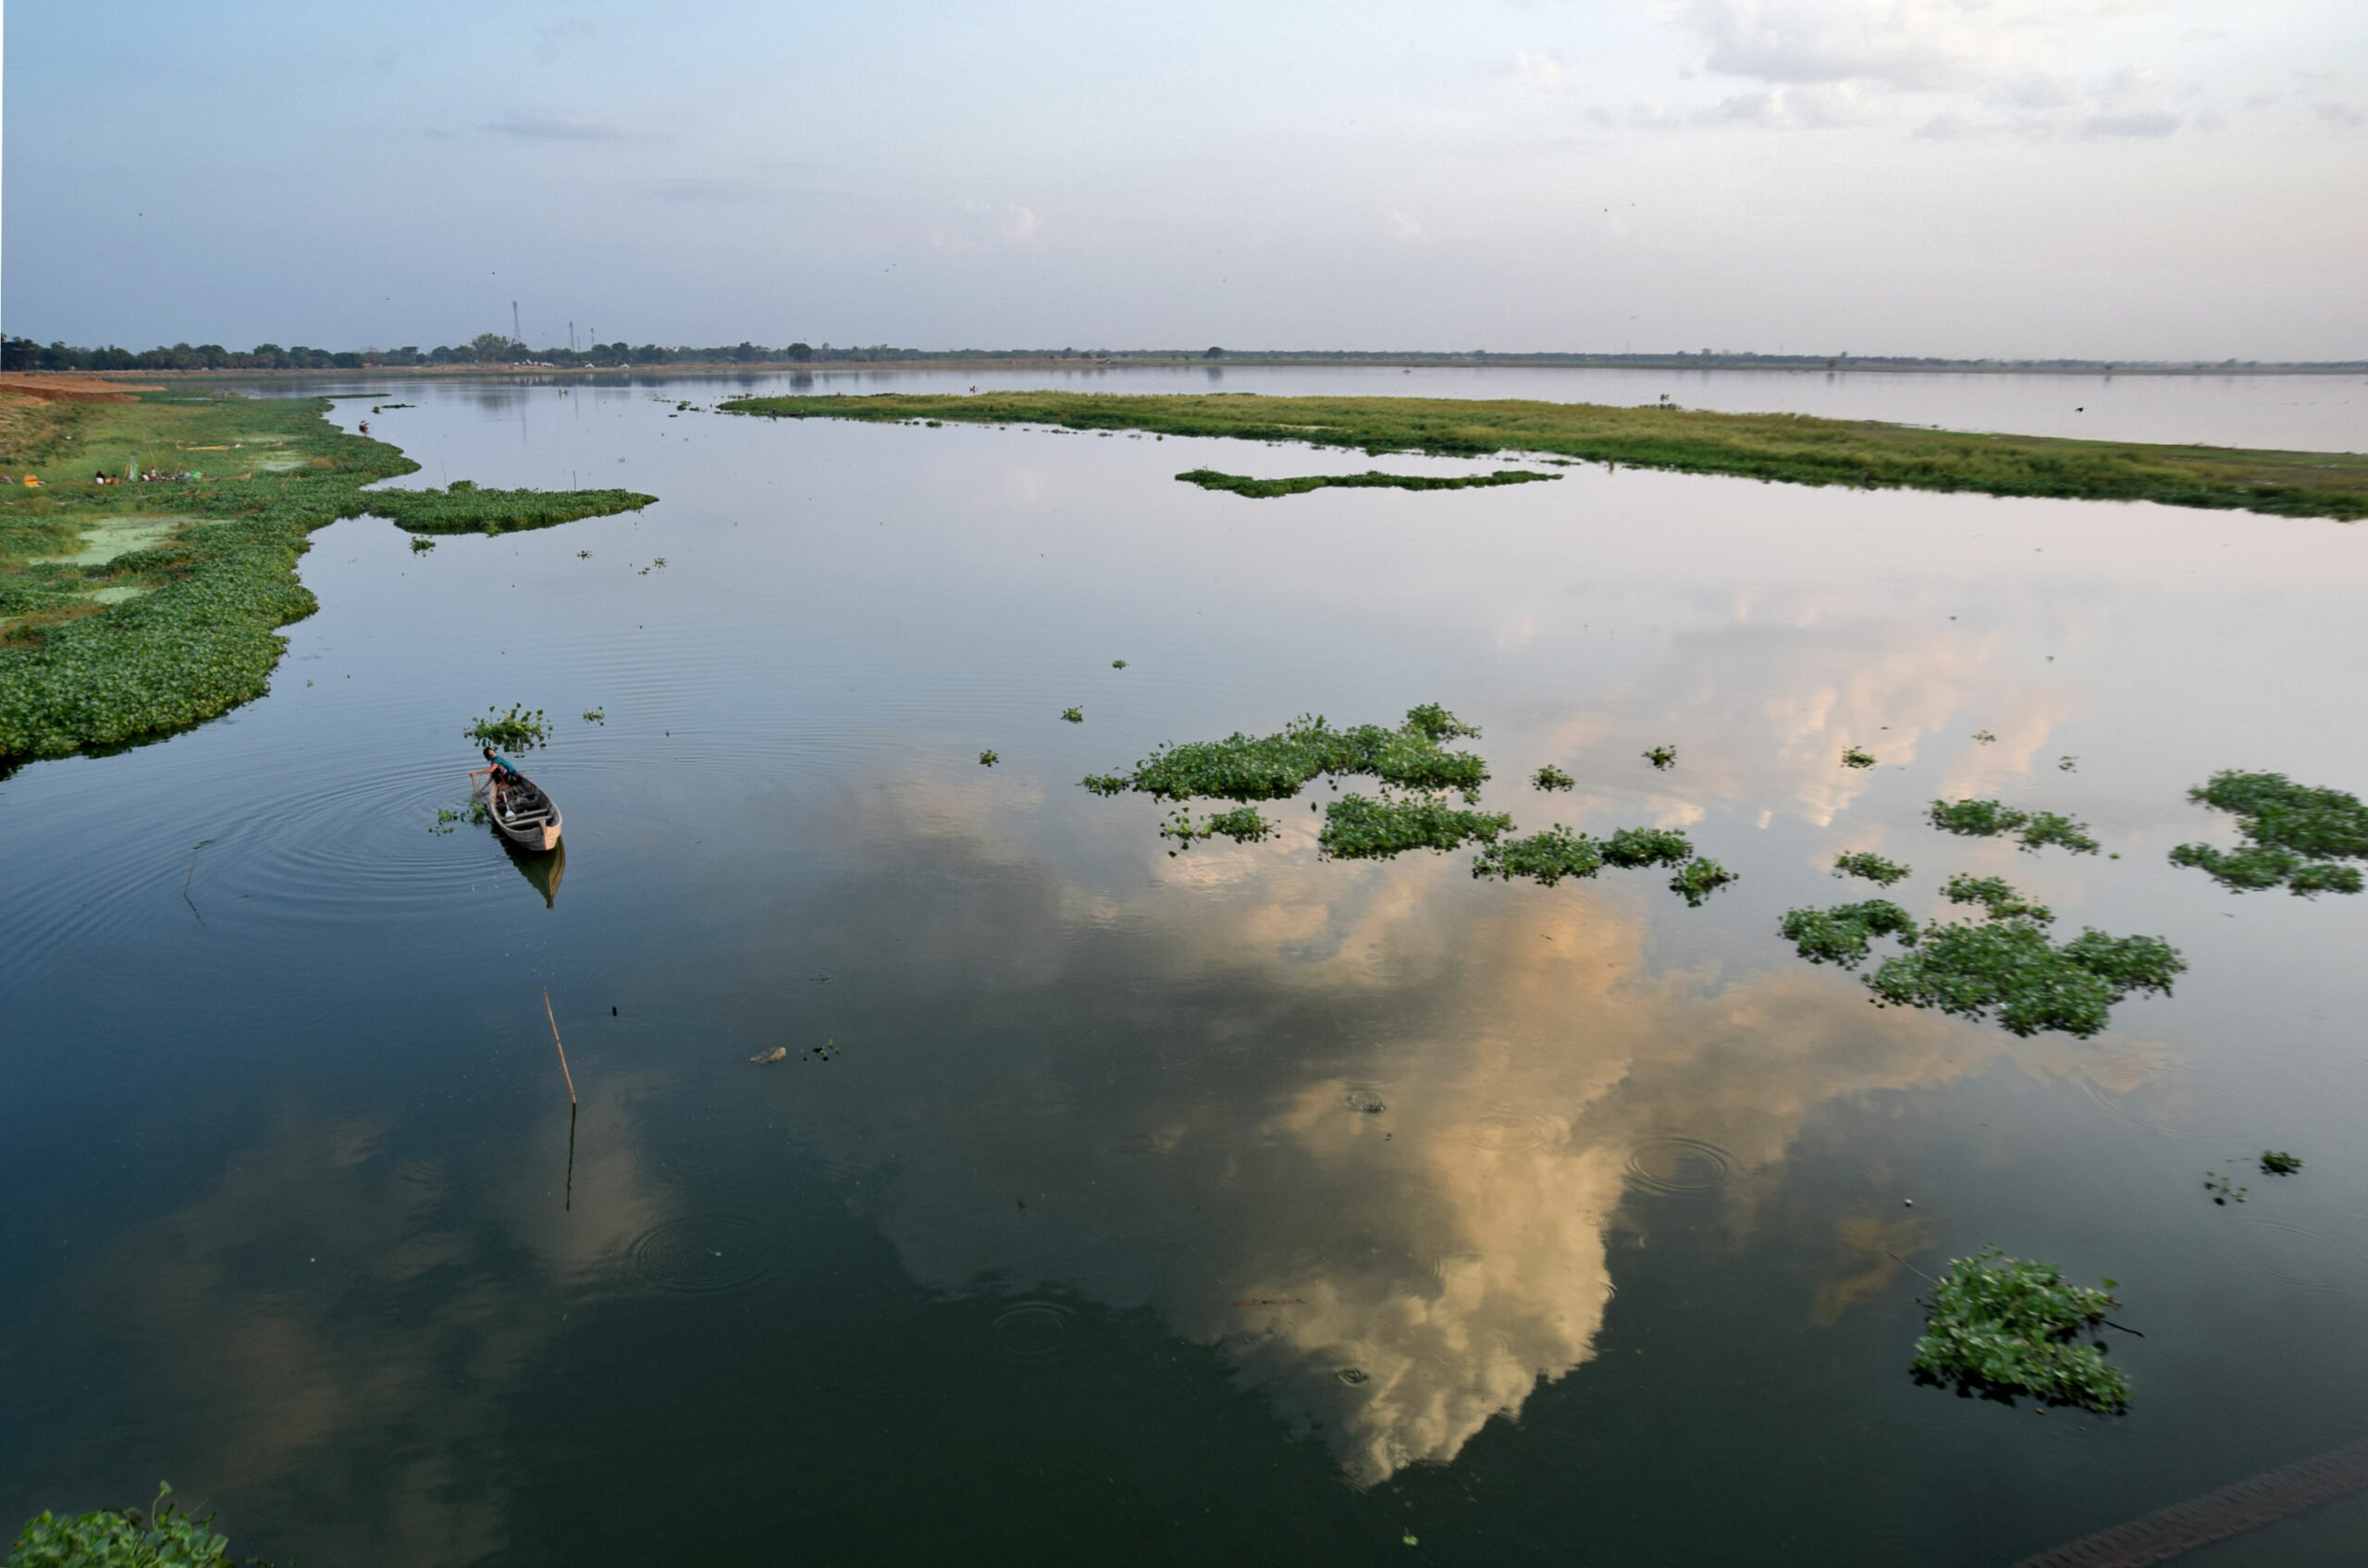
xmin=6 ymin=372 xmax=2368 ymax=1566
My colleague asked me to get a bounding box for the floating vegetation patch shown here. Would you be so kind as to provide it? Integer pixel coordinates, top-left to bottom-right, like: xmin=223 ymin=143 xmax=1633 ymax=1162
xmin=1668 ymin=857 xmax=1739 ymax=907
xmin=2168 ymin=771 xmax=2368 ymax=896
xmin=409 ymin=535 xmax=436 ymax=554
xmin=2058 ymin=755 xmax=2079 ymax=772
xmin=2206 ymin=1170 xmax=2248 ymax=1205
xmin=581 ymin=707 xmax=605 ymax=724
xmin=1111 ymin=659 xmax=1127 ymax=668
xmin=1972 ymin=729 xmax=1997 ymax=745
xmin=1175 ymin=466 xmax=1559 ymax=499
xmin=9 ymin=1482 xmax=236 ymax=1568
xmin=0 ymin=391 xmax=659 ymax=762
xmin=1833 ymin=851 xmax=1911 ymax=886
xmin=1532 ymin=763 xmax=1574 ymax=791
xmin=1089 ymin=706 xmax=1489 ymax=803
xmin=716 ymin=389 xmax=2368 ymax=522
xmin=1643 ymin=745 xmax=1677 ymax=771
xmin=1911 ymin=1248 xmax=2130 ymax=1414
xmin=1782 ymin=878 xmax=2181 ymax=1038
xmin=1473 ymin=823 xmax=1729 ymax=904
xmin=2261 ymin=1150 xmax=2304 ymax=1176
xmin=1320 ymin=793 xmax=1511 ymax=859
xmin=1060 ymin=706 xmax=1083 ymax=723
xmin=465 ymin=703 xmax=550 ymax=751
xmin=979 ymin=749 xmax=999 ymax=767
xmin=1929 ymin=797 xmax=2103 ymax=855
xmin=1161 ymin=804 xmax=1276 ymax=849
xmin=1843 ymin=745 xmax=1878 ymax=769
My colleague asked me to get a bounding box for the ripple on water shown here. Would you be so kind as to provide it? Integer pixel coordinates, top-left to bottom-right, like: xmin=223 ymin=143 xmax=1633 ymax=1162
xmin=1625 ymin=1136 xmax=1733 ymax=1194
xmin=627 ymin=1214 xmax=783 ymax=1296
xmin=2246 ymin=1217 xmax=2352 ymax=1294
xmin=991 ymin=1301 xmax=1075 ymax=1362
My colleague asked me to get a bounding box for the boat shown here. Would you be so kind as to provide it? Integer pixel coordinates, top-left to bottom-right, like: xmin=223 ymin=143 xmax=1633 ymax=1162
xmin=483 ymin=773 xmax=563 ymax=852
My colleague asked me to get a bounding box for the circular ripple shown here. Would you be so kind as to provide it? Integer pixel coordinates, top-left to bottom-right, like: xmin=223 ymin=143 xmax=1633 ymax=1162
xmin=628 ymin=1214 xmax=782 ymax=1296
xmin=2247 ymin=1217 xmax=2350 ymax=1293
xmin=991 ymin=1301 xmax=1074 ymax=1361
xmin=1626 ymin=1136 xmax=1733 ymax=1194
xmin=1461 ymin=1108 xmax=1564 ymax=1153
xmin=1343 ymin=1088 xmax=1388 ymax=1116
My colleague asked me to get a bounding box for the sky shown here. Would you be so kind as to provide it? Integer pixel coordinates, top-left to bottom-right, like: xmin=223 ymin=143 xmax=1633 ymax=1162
xmin=4 ymin=0 xmax=2364 ymax=359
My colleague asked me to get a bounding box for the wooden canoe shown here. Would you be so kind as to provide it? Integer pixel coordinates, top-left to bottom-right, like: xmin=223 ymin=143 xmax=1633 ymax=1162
xmin=487 ymin=773 xmax=562 ymax=852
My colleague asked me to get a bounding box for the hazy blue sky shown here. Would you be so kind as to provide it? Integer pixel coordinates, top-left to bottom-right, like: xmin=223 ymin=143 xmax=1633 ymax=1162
xmin=6 ymin=0 xmax=2363 ymax=357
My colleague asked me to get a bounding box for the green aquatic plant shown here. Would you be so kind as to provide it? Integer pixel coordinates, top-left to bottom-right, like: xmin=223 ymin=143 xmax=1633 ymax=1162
xmin=1862 ymin=906 xmax=2183 ymax=1038
xmin=1668 ymin=856 xmax=1738 ymax=907
xmin=979 ymin=749 xmax=999 ymax=767
xmin=1320 ymin=793 xmax=1511 ymax=859
xmin=1060 ymin=706 xmax=1083 ymax=723
xmin=1532 ymin=763 xmax=1574 ymax=791
xmin=1778 ymin=900 xmax=1920 ymax=969
xmin=1842 ymin=745 xmax=1877 ymax=770
xmin=1929 ymin=797 xmax=2102 ymax=855
xmin=2205 ymin=1171 xmax=2248 ymax=1205
xmin=1175 ymin=466 xmax=1559 ymax=499
xmin=409 ymin=535 xmax=435 ymax=554
xmin=715 ymin=389 xmax=2368 ymax=522
xmin=2058 ymin=755 xmax=2078 ymax=772
xmin=7 ymin=1482 xmax=236 ymax=1567
xmin=1911 ymin=1249 xmax=2129 ymax=1414
xmin=1471 ymin=823 xmax=1699 ymax=887
xmin=1094 ymin=707 xmax=1489 ymax=803
xmin=2168 ymin=771 xmax=2368 ymax=896
xmin=2260 ymin=1150 xmax=2303 ymax=1176
xmin=1940 ymin=872 xmax=2053 ymax=923
xmin=1111 ymin=659 xmax=1128 ymax=668
xmin=1643 ymin=744 xmax=1676 ymax=771
xmin=1160 ymin=804 xmax=1276 ymax=847
xmin=465 ymin=703 xmax=550 ymax=752
xmin=1972 ymin=730 xmax=1997 ymax=745
xmin=1833 ymin=851 xmax=1911 ymax=886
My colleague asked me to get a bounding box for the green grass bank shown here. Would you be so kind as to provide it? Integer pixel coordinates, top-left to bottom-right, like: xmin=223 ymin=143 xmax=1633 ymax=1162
xmin=718 ymin=390 xmax=2368 ymax=521
xmin=0 ymin=390 xmax=652 ymax=763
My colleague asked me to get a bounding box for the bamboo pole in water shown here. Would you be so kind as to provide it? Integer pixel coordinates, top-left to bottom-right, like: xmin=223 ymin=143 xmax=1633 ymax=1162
xmin=542 ymin=986 xmax=578 ymax=1106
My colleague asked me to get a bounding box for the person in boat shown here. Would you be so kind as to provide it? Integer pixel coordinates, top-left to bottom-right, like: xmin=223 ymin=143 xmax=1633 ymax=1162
xmin=470 ymin=747 xmax=525 ymax=796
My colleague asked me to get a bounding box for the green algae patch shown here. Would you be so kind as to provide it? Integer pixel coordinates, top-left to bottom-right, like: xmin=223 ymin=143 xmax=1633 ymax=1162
xmin=2168 ymin=771 xmax=2368 ymax=895
xmin=1782 ymin=877 xmax=2180 ymax=1038
xmin=1929 ymin=797 xmax=2102 ymax=855
xmin=718 ymin=389 xmax=2368 ymax=521
xmin=1833 ymin=851 xmax=1912 ymax=886
xmin=1176 ymin=466 xmax=1558 ymax=499
xmin=1913 ymin=1249 xmax=2129 ymax=1414
xmin=0 ymin=391 xmax=658 ymax=763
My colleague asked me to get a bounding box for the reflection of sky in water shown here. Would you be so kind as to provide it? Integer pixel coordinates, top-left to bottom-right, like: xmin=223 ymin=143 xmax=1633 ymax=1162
xmin=7 ymin=377 xmax=2368 ymax=1565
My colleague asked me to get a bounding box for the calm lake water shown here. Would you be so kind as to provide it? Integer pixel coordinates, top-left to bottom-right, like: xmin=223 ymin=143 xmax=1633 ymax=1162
xmin=6 ymin=369 xmax=2368 ymax=1566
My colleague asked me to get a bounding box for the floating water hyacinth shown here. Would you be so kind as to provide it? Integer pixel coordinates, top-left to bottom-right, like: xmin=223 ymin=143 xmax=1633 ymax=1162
xmin=1912 ymin=1249 xmax=2130 ymax=1414
xmin=2169 ymin=771 xmax=2368 ymax=896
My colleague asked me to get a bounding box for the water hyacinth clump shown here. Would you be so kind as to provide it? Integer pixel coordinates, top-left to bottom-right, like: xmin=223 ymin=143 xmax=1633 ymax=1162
xmin=1668 ymin=857 xmax=1739 ymax=907
xmin=1644 ymin=745 xmax=1677 ymax=771
xmin=1929 ymin=797 xmax=2103 ymax=855
xmin=1532 ymin=763 xmax=1575 ymax=791
xmin=1911 ymin=1249 xmax=2130 ymax=1414
xmin=1160 ymin=804 xmax=1274 ymax=848
xmin=1319 ymin=794 xmax=1511 ymax=860
xmin=1472 ymin=823 xmax=1728 ymax=904
xmin=1833 ymin=851 xmax=1911 ymax=886
xmin=2168 ymin=771 xmax=2368 ymax=896
xmin=1090 ymin=705 xmax=1490 ymax=804
xmin=464 ymin=703 xmax=550 ymax=752
xmin=1842 ymin=746 xmax=1877 ymax=769
xmin=1799 ymin=875 xmax=2185 ymax=1038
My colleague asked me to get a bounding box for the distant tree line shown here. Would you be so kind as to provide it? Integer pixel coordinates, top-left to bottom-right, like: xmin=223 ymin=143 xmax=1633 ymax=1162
xmin=6 ymin=334 xmax=2356 ymax=376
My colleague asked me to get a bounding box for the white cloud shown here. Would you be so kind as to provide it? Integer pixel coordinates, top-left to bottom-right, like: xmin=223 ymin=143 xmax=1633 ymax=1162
xmin=1677 ymin=0 xmax=2059 ymax=93
xmin=1514 ymin=51 xmax=1568 ymax=93
xmin=1697 ymin=80 xmax=1887 ymax=127
xmin=481 ymin=111 xmax=633 ymax=142
xmin=2315 ymin=100 xmax=2366 ymax=129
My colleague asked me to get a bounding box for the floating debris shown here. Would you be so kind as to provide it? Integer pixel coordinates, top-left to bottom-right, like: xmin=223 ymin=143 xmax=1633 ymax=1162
xmin=582 ymin=707 xmax=605 ymax=724
xmin=1531 ymin=763 xmax=1575 ymax=791
xmin=2261 ymin=1150 xmax=2304 ymax=1176
xmin=1912 ymin=1248 xmax=2129 ymax=1414
xmin=1643 ymin=745 xmax=1677 ymax=771
xmin=1843 ymin=746 xmax=1878 ymax=770
xmin=2206 ymin=1170 xmax=2248 ymax=1205
xmin=979 ymin=749 xmax=1000 ymax=767
xmin=1060 ymin=706 xmax=1084 ymax=723
xmin=750 ymin=1047 xmax=788 ymax=1065
xmin=1972 ymin=730 xmax=1997 ymax=745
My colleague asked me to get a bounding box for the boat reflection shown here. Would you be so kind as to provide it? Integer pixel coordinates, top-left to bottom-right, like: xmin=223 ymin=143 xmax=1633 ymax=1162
xmin=503 ymin=834 xmax=565 ymax=907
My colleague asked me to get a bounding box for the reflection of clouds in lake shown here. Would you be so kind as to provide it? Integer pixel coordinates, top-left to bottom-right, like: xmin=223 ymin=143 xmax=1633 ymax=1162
xmin=771 ymin=799 xmax=2152 ymax=1484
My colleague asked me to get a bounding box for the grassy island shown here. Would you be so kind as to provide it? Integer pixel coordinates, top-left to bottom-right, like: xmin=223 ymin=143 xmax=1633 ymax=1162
xmin=0 ymin=389 xmax=652 ymax=763
xmin=718 ymin=390 xmax=2368 ymax=520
